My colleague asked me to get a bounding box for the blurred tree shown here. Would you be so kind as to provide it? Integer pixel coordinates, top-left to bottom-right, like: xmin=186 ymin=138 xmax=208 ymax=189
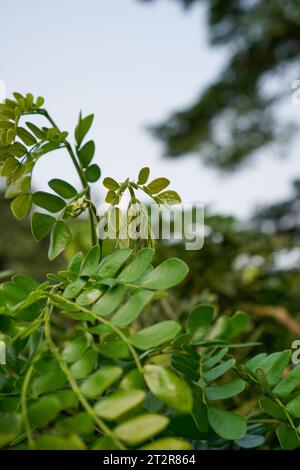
xmin=140 ymin=0 xmax=300 ymax=169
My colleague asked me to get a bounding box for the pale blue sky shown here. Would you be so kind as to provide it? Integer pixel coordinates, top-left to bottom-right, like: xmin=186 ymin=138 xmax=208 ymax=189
xmin=1 ymin=0 xmax=298 ymax=217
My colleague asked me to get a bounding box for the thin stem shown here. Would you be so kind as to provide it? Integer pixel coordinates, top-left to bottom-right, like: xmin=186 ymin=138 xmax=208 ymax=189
xmin=38 ymin=109 xmax=98 ymax=246
xmin=20 ymin=364 xmax=35 ymax=449
xmin=44 ymin=305 xmax=125 ymax=449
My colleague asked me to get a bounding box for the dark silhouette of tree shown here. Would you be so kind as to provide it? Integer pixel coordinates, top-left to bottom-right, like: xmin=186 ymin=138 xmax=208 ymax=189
xmin=140 ymin=0 xmax=300 ymax=169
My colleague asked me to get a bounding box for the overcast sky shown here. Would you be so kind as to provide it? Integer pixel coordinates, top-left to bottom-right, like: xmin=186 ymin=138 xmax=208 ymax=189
xmin=1 ymin=0 xmax=299 ymax=217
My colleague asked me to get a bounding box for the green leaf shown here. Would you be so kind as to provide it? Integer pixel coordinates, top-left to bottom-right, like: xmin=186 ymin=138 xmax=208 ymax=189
xmin=69 ymin=349 xmax=97 ymax=379
xmin=16 ymin=126 xmax=37 ymax=145
xmin=121 ymin=370 xmax=144 ymax=390
xmin=204 ymin=358 xmax=236 ymax=382
xmin=192 ymin=400 xmax=208 ymax=433
xmin=111 ymin=290 xmax=154 ymax=327
xmin=68 ymin=252 xmax=83 ymax=274
xmin=103 ymin=177 xmax=120 ymax=190
xmin=75 ymin=113 xmax=94 ymax=146
xmin=48 ymin=221 xmax=72 ymax=260
xmin=187 ymin=304 xmax=214 ymax=338
xmin=28 ymin=395 xmax=62 ymax=428
xmin=63 ymin=277 xmax=86 ymax=299
xmin=80 ymin=245 xmax=101 ymax=276
xmin=204 ymin=347 xmax=229 ymax=370
xmin=147 ymin=177 xmax=170 ymax=194
xmin=285 ymin=395 xmax=300 ymax=418
xmin=85 ymin=164 xmax=101 ymax=182
xmin=31 ymin=212 xmax=56 ymax=241
xmin=92 ymin=284 xmax=126 ymax=316
xmin=96 ymin=340 xmax=130 ymax=359
xmin=32 ymin=370 xmax=67 ymax=396
xmin=141 ymin=437 xmax=191 ymax=450
xmin=97 ymin=249 xmax=132 ymax=278
xmin=259 ymin=398 xmax=287 ymax=420
xmin=144 ymin=364 xmax=193 ymax=413
xmin=76 ymin=288 xmax=102 ymax=306
xmin=78 ymin=140 xmax=95 ymax=167
xmin=62 ymin=336 xmax=88 ymax=364
xmin=157 ymin=190 xmax=182 ymax=205
xmin=207 ymin=406 xmax=247 ymax=440
xmin=276 ymin=424 xmax=300 ymax=450
xmin=0 ymin=414 xmax=21 ymax=448
xmin=9 ymin=142 xmax=27 ymax=157
xmin=36 ymin=96 xmax=45 ymax=108
xmin=115 ymin=413 xmax=169 ymax=446
xmin=34 ymin=434 xmax=85 ymax=450
xmin=26 ymin=122 xmax=46 ymax=139
xmin=205 ymin=379 xmax=245 ymax=401
xmin=10 ymin=193 xmax=31 ymax=220
xmin=264 ymin=350 xmax=291 ymax=386
xmin=80 ymin=365 xmax=123 ymax=399
xmin=273 ymin=364 xmax=300 ymax=398
xmin=141 ymin=258 xmax=188 ymax=290
xmin=130 ymin=321 xmax=181 ymax=350
xmin=235 ymin=434 xmax=265 ymax=449
xmin=48 ymin=179 xmax=77 ymax=199
xmin=56 ymin=412 xmax=94 ymax=435
xmin=138 ymin=167 xmax=150 ymax=185
xmin=227 ymin=311 xmax=249 ymax=340
xmin=95 ymin=389 xmax=145 ymax=421
xmin=91 ymin=436 xmax=122 ymax=450
xmin=32 ymin=191 xmax=66 ymax=213
xmin=118 ymin=248 xmax=154 ymax=283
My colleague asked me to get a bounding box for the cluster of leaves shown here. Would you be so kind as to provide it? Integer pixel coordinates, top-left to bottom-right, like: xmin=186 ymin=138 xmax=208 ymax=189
xmin=1 ymin=246 xmax=300 ymax=450
xmin=1 ymin=92 xmax=300 ymax=451
xmin=0 ymin=92 xmax=100 ymax=260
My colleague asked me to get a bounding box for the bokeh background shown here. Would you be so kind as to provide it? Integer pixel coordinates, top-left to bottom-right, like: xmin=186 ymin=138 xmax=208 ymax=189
xmin=1 ymin=0 xmax=300 ymax=351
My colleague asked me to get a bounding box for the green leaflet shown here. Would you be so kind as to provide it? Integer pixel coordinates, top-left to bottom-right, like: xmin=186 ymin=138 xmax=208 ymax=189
xmin=92 ymin=284 xmax=126 ymax=316
xmin=32 ymin=191 xmax=66 ymax=213
xmin=80 ymin=245 xmax=101 ymax=276
xmin=48 ymin=179 xmax=77 ymax=199
xmin=94 ymin=389 xmax=145 ymax=421
xmin=80 ymin=366 xmax=123 ymax=398
xmin=31 ymin=212 xmax=55 ymax=241
xmin=285 ymin=395 xmax=300 ymax=418
xmin=129 ymin=321 xmax=181 ymax=350
xmin=115 ymin=414 xmax=169 ymax=446
xmin=48 ymin=221 xmax=72 ymax=260
xmin=34 ymin=434 xmax=85 ymax=450
xmin=32 ymin=370 xmax=67 ymax=396
xmin=97 ymin=249 xmax=132 ymax=278
xmin=273 ymin=364 xmax=300 ymax=398
xmin=0 ymin=414 xmax=21 ymax=448
xmin=205 ymin=378 xmax=245 ymax=401
xmin=187 ymin=304 xmax=214 ymax=339
xmin=111 ymin=290 xmax=154 ymax=327
xmin=140 ymin=258 xmax=188 ymax=290
xmin=144 ymin=364 xmax=193 ymax=413
xmin=207 ymin=406 xmax=247 ymax=440
xmin=276 ymin=424 xmax=300 ymax=450
xmin=141 ymin=438 xmax=191 ymax=450
xmin=118 ymin=248 xmax=154 ymax=282
xmin=69 ymin=349 xmax=97 ymax=379
xmin=55 ymin=412 xmax=94 ymax=435
xmin=204 ymin=358 xmax=236 ymax=382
